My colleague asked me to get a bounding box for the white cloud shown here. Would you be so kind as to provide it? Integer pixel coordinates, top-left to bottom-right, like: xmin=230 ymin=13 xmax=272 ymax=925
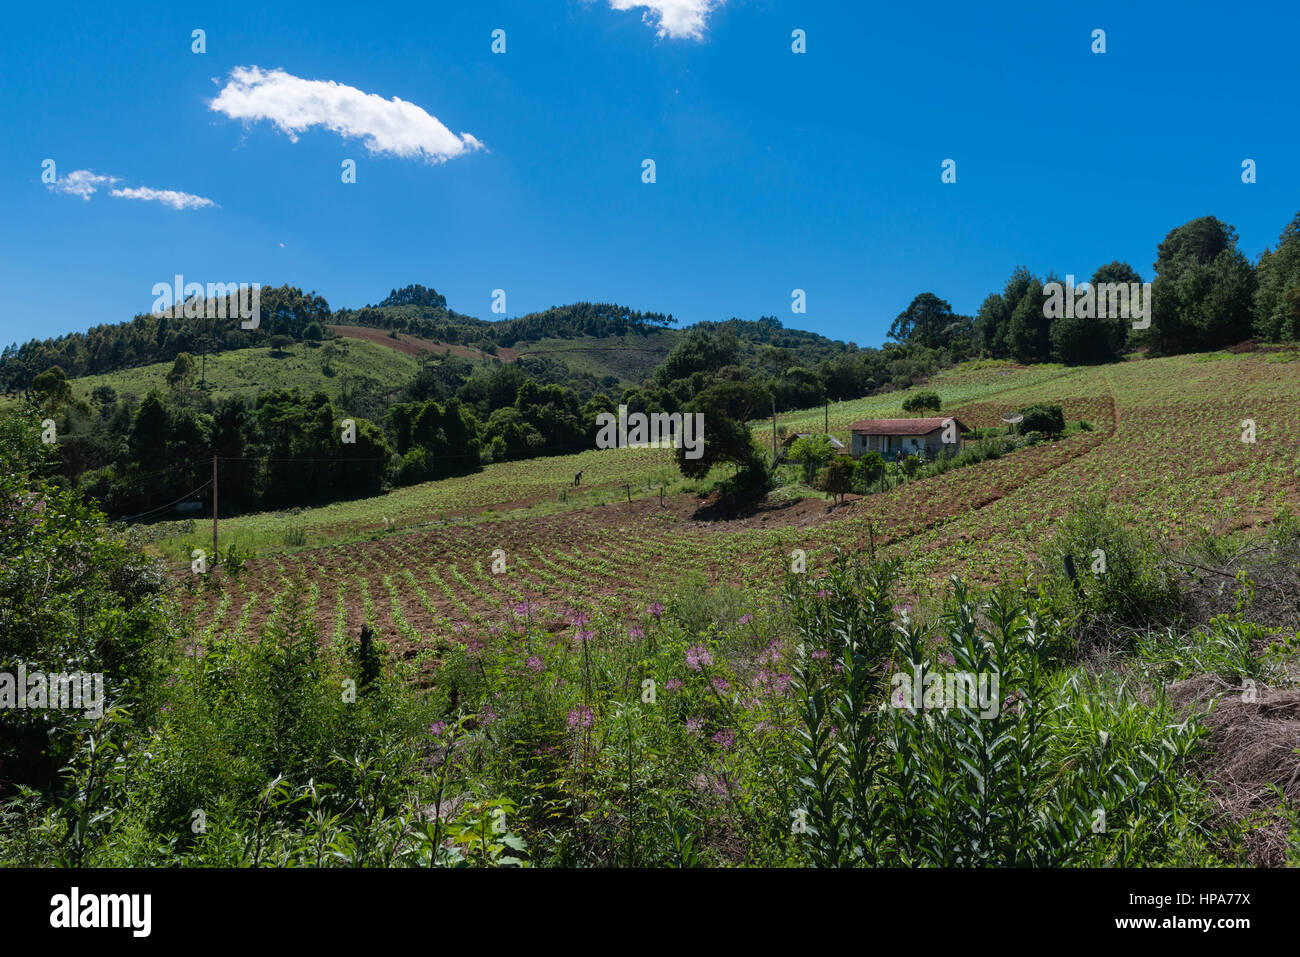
xmin=209 ymin=66 xmax=482 ymax=163
xmin=48 ymin=169 xmax=213 ymax=210
xmin=49 ymin=169 xmax=118 ymax=200
xmin=606 ymin=0 xmax=723 ymax=40
xmin=109 ymin=186 xmax=217 ymax=210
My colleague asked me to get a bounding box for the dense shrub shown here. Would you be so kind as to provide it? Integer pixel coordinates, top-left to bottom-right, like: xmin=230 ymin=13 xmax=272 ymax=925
xmin=1039 ymin=495 xmax=1182 ymax=646
xmin=852 ymin=451 xmax=886 ymax=492
xmin=1018 ymin=403 xmax=1066 ymax=437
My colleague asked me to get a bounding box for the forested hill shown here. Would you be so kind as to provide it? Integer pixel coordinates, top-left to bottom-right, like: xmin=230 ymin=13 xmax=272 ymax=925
xmin=0 ymin=281 xmax=855 ymax=391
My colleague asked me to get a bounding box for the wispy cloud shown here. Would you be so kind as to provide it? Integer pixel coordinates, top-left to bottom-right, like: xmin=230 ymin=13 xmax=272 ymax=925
xmin=48 ymin=168 xmax=214 ymax=210
xmin=209 ymin=66 xmax=482 ymax=163
xmin=606 ymin=0 xmax=724 ymax=40
xmin=49 ymin=169 xmax=118 ymax=200
xmin=109 ymin=186 xmax=217 ymax=210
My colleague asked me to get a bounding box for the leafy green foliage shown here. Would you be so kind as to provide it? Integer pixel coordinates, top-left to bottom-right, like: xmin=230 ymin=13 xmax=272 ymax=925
xmin=788 ymin=553 xmax=1205 ymax=866
xmin=901 ymin=390 xmax=941 ymax=414
xmin=1017 ymin=402 xmax=1066 ymax=438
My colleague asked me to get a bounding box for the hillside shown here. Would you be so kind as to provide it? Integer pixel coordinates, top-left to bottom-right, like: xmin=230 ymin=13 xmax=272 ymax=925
xmin=0 ymin=284 xmax=865 ymax=395
xmin=64 ymin=336 xmax=422 ymax=405
xmin=151 ymin=351 xmax=1300 ymax=598
xmin=120 ymin=348 xmax=1300 ymax=869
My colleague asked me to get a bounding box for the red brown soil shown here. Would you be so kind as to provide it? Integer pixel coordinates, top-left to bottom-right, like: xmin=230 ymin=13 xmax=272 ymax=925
xmin=328 ymin=325 xmax=520 ymax=362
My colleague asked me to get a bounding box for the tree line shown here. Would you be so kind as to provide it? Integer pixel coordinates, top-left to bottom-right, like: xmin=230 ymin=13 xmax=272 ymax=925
xmin=884 ymin=212 xmax=1300 ymax=362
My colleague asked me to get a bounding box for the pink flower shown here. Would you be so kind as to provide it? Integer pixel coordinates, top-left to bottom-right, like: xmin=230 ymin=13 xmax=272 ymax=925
xmin=481 ymin=705 xmax=498 ymax=725
xmin=665 ymin=678 xmax=682 ymax=692
xmin=629 ymin=625 xmax=645 ymax=640
xmin=647 ymin=602 xmax=664 ymax=619
xmin=685 ymin=644 xmax=713 ymax=671
xmin=567 ymin=705 xmax=595 ymax=729
xmin=527 ymin=655 xmax=545 ymax=672
xmin=811 ymin=649 xmax=829 ymax=660
xmin=817 ymin=589 xmax=831 ymax=599
xmin=711 ymin=676 xmax=729 ymax=693
xmin=685 ymin=717 xmax=702 ymax=736
xmin=938 ymin=651 xmax=955 ymax=666
xmin=712 ymin=728 xmax=735 ymax=749
xmin=738 ymin=613 xmax=753 ymax=626
xmin=429 ymin=721 xmax=447 ymax=737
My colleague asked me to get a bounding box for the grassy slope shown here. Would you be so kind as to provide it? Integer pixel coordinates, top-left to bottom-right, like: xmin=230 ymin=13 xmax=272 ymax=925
xmin=510 ymin=330 xmax=679 ymax=387
xmin=141 ymin=352 xmax=1300 ymax=616
xmin=144 ymin=358 xmax=1101 ymax=560
xmin=68 ymin=338 xmax=420 ymax=404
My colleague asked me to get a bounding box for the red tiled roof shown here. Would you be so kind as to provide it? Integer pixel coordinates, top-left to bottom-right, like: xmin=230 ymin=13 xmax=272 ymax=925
xmin=847 ymin=417 xmax=965 ymax=435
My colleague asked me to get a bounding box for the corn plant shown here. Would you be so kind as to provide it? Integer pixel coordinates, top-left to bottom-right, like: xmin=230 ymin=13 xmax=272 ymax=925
xmin=791 ymin=554 xmax=1204 ymax=866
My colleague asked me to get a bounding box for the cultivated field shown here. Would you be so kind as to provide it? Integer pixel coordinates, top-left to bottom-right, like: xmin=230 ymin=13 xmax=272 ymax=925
xmin=171 ymin=352 xmax=1300 ymax=660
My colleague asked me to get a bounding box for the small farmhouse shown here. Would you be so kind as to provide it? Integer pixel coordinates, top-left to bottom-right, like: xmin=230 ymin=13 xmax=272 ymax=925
xmin=848 ymin=417 xmax=965 ymax=461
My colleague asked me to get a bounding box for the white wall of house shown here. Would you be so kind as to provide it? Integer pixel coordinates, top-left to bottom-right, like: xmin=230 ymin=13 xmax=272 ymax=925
xmin=850 ymin=431 xmax=961 ymax=458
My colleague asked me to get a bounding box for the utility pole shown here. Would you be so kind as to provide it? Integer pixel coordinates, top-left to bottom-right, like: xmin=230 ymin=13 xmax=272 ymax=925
xmin=212 ymin=455 xmax=218 ymax=565
xmin=824 ymin=400 xmax=829 ymax=436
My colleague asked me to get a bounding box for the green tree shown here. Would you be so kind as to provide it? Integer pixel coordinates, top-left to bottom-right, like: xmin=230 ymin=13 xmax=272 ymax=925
xmin=853 ymin=450 xmax=885 ymax=492
xmin=901 ymin=390 xmax=941 ymax=414
xmin=1254 ymin=211 xmax=1300 ymax=342
xmin=165 ymin=352 xmax=197 ymax=390
xmin=1007 ymin=276 xmax=1051 ymax=363
xmin=675 ymin=385 xmax=770 ymax=505
xmin=1149 ymin=216 xmax=1256 ymax=354
xmin=30 ymin=365 xmax=72 ymax=412
xmin=816 ymin=454 xmax=855 ymax=504
xmin=655 ymin=328 xmax=740 ymax=386
xmin=889 ymin=293 xmax=956 ymax=350
xmin=975 ymin=267 xmax=1035 ymax=358
xmin=789 ymin=434 xmax=833 ymax=484
xmin=0 ymin=405 xmax=169 ymax=790
xmin=320 ymin=342 xmax=340 ymax=375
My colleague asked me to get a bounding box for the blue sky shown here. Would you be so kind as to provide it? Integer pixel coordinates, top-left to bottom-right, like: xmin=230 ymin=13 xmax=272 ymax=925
xmin=3 ymin=0 xmax=1297 ymax=351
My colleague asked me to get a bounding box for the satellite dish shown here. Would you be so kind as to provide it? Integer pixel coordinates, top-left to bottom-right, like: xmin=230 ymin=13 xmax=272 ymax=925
xmin=1001 ymin=413 xmax=1024 ymax=425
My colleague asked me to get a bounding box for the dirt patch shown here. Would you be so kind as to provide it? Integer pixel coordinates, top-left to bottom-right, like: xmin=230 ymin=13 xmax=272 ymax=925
xmin=687 ymin=493 xmax=837 ymax=527
xmin=328 ymin=325 xmax=519 ymax=362
xmin=1167 ymin=675 xmax=1300 ymax=866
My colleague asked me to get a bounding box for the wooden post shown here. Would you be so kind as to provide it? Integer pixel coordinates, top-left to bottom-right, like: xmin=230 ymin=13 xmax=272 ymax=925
xmin=626 ymin=484 xmax=632 ymax=504
xmin=824 ymin=400 xmax=829 ymax=436
xmin=211 ymin=455 xmax=218 ymax=565
xmin=659 ymin=485 xmax=664 ymax=507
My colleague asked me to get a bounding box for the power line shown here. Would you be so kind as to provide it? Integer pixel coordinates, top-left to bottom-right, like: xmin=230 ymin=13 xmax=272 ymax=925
xmin=120 ymin=479 xmax=213 ymax=522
